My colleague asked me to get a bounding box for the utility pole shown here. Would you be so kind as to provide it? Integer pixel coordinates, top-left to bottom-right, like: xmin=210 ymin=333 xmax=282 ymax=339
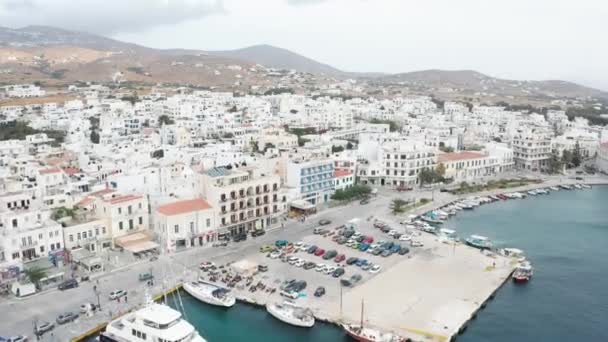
xmin=94 ymin=284 xmax=101 ymax=310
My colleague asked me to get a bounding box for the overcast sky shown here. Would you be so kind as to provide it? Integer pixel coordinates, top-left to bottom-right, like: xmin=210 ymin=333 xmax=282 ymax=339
xmin=2 ymin=0 xmax=607 ymax=90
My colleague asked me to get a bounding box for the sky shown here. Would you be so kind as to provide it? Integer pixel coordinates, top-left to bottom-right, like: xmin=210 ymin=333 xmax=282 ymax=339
xmin=1 ymin=0 xmax=607 ymax=90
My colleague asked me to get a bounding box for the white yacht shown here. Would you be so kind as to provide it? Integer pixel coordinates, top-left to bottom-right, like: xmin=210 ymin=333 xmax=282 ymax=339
xmin=100 ymin=301 xmax=206 ymax=342
xmin=183 ymin=281 xmax=236 ymax=308
xmin=266 ymin=301 xmax=315 ymax=328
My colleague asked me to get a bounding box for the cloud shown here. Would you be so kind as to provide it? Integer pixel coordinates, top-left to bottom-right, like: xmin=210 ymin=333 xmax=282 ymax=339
xmin=286 ymin=0 xmax=327 ymax=6
xmin=0 ymin=0 xmax=225 ymax=35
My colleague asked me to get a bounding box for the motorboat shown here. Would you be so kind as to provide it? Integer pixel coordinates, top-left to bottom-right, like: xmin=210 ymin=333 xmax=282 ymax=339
xmin=500 ymin=248 xmax=526 ymax=262
xmin=512 ymin=262 xmax=533 ymax=283
xmin=100 ymin=296 xmax=206 ymax=342
xmin=527 ymin=190 xmax=538 ymax=196
xmin=465 ymin=235 xmax=493 ymax=250
xmin=573 ymin=184 xmax=583 ymax=190
xmin=266 ymin=301 xmax=315 ymax=328
xmin=560 ymin=184 xmax=572 ymax=190
xmin=421 ymin=215 xmax=443 ymax=225
xmin=549 ymin=186 xmax=560 ymax=191
xmin=438 ymin=228 xmax=459 ymax=243
xmin=581 ymin=184 xmax=591 ymax=189
xmin=184 ymin=281 xmax=235 ymax=308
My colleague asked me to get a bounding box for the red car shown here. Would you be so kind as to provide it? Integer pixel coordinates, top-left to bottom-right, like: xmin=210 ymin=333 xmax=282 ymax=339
xmin=334 ymin=254 xmax=346 ymax=263
xmin=363 ymin=236 xmax=374 ymax=244
xmin=314 ymin=248 xmax=326 ymax=256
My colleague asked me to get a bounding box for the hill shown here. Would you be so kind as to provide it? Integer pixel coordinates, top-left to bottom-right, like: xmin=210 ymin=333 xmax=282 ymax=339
xmin=208 ymin=44 xmax=342 ymax=75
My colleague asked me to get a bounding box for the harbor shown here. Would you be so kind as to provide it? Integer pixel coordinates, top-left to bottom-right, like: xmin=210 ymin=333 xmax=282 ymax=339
xmin=4 ymin=178 xmax=606 ymax=342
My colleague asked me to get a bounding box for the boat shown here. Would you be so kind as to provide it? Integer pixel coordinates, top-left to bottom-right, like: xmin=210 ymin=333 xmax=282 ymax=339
xmin=465 ymin=235 xmax=493 ymax=250
xmin=99 ymin=296 xmax=207 ymax=342
xmin=438 ymin=228 xmax=459 ymax=243
xmin=266 ymin=301 xmax=315 ymax=328
xmin=500 ymin=248 xmax=526 ymax=262
xmin=573 ymin=184 xmax=583 ymax=190
xmin=581 ymin=184 xmax=591 ymax=189
xmin=496 ymin=194 xmax=508 ymax=200
xmin=550 ymin=186 xmax=560 ymax=191
xmin=420 ymin=215 xmax=444 ymax=225
xmin=343 ymin=300 xmax=404 ymax=342
xmin=527 ymin=190 xmax=538 ymax=196
xmin=183 ymin=281 xmax=236 ymax=308
xmin=512 ymin=262 xmax=533 ymax=283
xmin=560 ymin=184 xmax=572 ymax=190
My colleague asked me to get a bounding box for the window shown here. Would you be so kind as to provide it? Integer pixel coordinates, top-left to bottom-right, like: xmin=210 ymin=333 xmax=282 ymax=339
xmin=206 ymin=218 xmax=211 ymax=227
xmin=119 ymin=221 xmax=124 ymax=230
xmin=89 ymin=230 xmax=93 ymax=238
xmin=95 ymin=228 xmax=99 ymax=236
xmin=82 ymin=231 xmax=87 ymax=239
xmin=49 ymin=232 xmax=52 ymax=238
xmin=102 ymin=227 xmax=106 ymax=234
xmin=40 ymin=246 xmax=45 ymax=253
xmin=56 ymin=242 xmax=61 ymax=249
xmin=128 ymin=205 xmax=132 ymax=214
xmin=129 ymin=219 xmax=134 ymax=230
xmin=138 ymin=202 xmax=142 ymax=209
xmin=174 ymin=225 xmax=179 ymax=233
xmin=139 ymin=216 xmax=143 ymax=225
xmin=77 ymin=233 xmax=81 ymax=240
xmin=69 ymin=234 xmax=74 ymax=242
xmin=39 ymin=233 xmax=43 ymax=239
xmin=190 ymin=222 xmax=194 ymax=232
xmin=12 ymin=252 xmax=19 ymax=260
xmin=50 ymin=244 xmax=55 ymax=251
xmin=118 ymin=207 xmax=122 ymax=214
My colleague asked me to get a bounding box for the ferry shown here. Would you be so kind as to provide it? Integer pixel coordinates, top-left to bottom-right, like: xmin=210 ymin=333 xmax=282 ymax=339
xmin=465 ymin=235 xmax=493 ymax=250
xmin=183 ymin=281 xmax=236 ymax=308
xmin=266 ymin=301 xmax=315 ymax=328
xmin=99 ymin=299 xmax=206 ymax=342
xmin=512 ymin=262 xmax=533 ymax=283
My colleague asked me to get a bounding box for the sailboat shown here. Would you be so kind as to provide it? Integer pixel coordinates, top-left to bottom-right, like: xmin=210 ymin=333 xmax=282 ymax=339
xmin=342 ymin=300 xmax=404 ymax=342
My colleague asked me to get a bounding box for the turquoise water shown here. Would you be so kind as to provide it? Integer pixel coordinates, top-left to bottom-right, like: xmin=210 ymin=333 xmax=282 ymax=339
xmin=167 ymin=186 xmax=608 ymax=342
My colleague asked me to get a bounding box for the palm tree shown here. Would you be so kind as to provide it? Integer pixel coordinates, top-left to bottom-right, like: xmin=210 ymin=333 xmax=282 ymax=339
xmin=24 ymin=267 xmax=47 ymax=288
xmin=390 ymin=199 xmax=408 ymax=215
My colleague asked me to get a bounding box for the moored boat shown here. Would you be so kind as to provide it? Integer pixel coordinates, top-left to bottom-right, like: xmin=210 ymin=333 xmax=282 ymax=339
xmin=549 ymin=186 xmax=559 ymax=191
xmin=343 ymin=300 xmax=405 ymax=342
xmin=560 ymin=184 xmax=572 ymax=190
xmin=183 ymin=281 xmax=236 ymax=308
xmin=266 ymin=301 xmax=315 ymax=328
xmin=465 ymin=235 xmax=493 ymax=250
xmin=581 ymin=184 xmax=591 ymax=189
xmin=512 ymin=262 xmax=533 ymax=283
xmin=573 ymin=184 xmax=583 ymax=190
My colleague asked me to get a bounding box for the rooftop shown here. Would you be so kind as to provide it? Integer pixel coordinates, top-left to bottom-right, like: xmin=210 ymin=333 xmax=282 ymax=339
xmin=205 ymin=166 xmax=232 ymax=177
xmin=157 ymin=198 xmax=212 ymax=216
xmin=438 ymin=151 xmax=486 ymax=163
xmin=334 ymin=170 xmax=352 ymax=178
xmin=38 ymin=167 xmax=61 ymax=175
xmin=103 ymin=194 xmax=143 ymax=205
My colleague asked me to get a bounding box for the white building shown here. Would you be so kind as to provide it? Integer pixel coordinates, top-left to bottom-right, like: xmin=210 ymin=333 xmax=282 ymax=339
xmin=155 ymin=198 xmax=218 ymax=252
xmin=512 ymin=128 xmax=552 ymax=171
xmin=2 ymin=84 xmax=45 ymax=98
xmin=286 ymin=158 xmax=335 ymax=205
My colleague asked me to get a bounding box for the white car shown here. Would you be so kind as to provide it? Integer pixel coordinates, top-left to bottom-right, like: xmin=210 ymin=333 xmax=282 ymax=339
xmin=109 ymin=290 xmax=127 ymax=300
xmin=294 ymin=241 xmax=304 ymax=248
xmin=387 ymin=230 xmax=397 ymax=236
xmin=280 ymin=290 xmax=299 ymax=299
xmin=288 ymin=257 xmax=300 ymax=265
xmin=399 ymin=235 xmax=412 ymax=241
xmin=80 ymin=303 xmax=96 ymax=314
xmin=294 ymin=260 xmax=305 ymax=267
xmin=352 ymin=233 xmax=362 ymax=239
xmin=315 ymin=264 xmax=327 ymax=272
xmin=324 ymin=266 xmax=337 ymax=275
xmin=269 ymin=251 xmax=281 ymax=259
xmin=300 ymin=244 xmax=311 ymax=251
xmin=370 ymin=265 xmax=382 ymax=273
xmin=411 ymin=241 xmax=424 ymax=247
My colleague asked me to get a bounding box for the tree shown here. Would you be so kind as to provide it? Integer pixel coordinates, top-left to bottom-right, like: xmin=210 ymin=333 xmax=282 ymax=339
xmin=228 ymin=105 xmax=238 ymax=113
xmin=332 ymin=145 xmax=345 ymax=153
xmin=250 ymin=141 xmax=259 ymax=153
xmin=548 ymin=149 xmax=564 ymax=174
xmin=24 ymin=267 xmax=47 ymax=288
xmin=346 ymin=142 xmax=354 ymax=150
xmin=436 ymin=163 xmax=446 ymax=178
xmin=561 ymin=149 xmax=573 ymax=167
xmin=331 ymin=185 xmax=372 ymax=201
xmin=152 ymin=149 xmax=164 ymax=159
xmin=298 ymin=137 xmax=310 ymax=147
xmin=263 ymin=143 xmax=275 ymax=152
xmin=158 ymin=115 xmax=174 ymax=126
xmin=418 ymin=168 xmax=438 ymax=186
xmin=52 ymin=207 xmax=76 ymax=220
xmin=572 ymin=141 xmax=582 ymax=167
xmin=390 ymin=199 xmax=408 ymax=215
xmin=90 ymin=131 xmax=100 ymax=144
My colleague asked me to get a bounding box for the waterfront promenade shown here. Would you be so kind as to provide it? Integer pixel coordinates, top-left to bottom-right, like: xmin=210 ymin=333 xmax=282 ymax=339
xmin=2 ymin=174 xmax=606 ymax=341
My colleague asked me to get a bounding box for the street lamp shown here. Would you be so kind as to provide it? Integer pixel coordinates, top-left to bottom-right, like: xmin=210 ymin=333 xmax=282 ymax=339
xmin=93 ymin=284 xmax=101 ymax=310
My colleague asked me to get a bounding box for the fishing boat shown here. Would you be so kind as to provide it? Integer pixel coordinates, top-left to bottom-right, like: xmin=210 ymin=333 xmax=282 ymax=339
xmin=500 ymin=248 xmax=526 ymax=262
xmin=465 ymin=235 xmax=493 ymax=250
xmin=560 ymin=184 xmax=572 ymax=190
xmin=512 ymin=262 xmax=533 ymax=283
xmin=100 ymin=295 xmax=207 ymax=342
xmin=438 ymin=228 xmax=459 ymax=243
xmin=266 ymin=301 xmax=315 ymax=328
xmin=573 ymin=184 xmax=583 ymax=190
xmin=421 ymin=215 xmax=444 ymax=225
xmin=183 ymin=281 xmax=236 ymax=308
xmin=343 ymin=300 xmax=404 ymax=342
xmin=549 ymin=186 xmax=560 ymax=191
xmin=581 ymin=184 xmax=591 ymax=189
xmin=527 ymin=190 xmax=538 ymax=196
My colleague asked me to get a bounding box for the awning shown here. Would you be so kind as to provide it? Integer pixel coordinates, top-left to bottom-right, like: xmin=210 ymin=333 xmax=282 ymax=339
xmin=290 ymin=199 xmax=315 ymax=210
xmin=114 ymin=232 xmax=159 ymax=253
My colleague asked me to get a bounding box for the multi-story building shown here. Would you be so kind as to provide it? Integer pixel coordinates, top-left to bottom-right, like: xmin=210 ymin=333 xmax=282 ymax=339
xmin=438 ymin=152 xmax=501 ymax=183
xmin=1 ymin=84 xmax=45 ymax=98
xmin=286 ymin=159 xmax=335 ymax=205
xmin=597 ymin=142 xmax=608 ymax=173
xmin=199 ymin=166 xmax=283 ymax=237
xmin=512 ymin=129 xmax=552 ymax=171
xmin=62 ymin=211 xmax=112 ymax=254
xmin=363 ymin=141 xmax=437 ymax=187
xmin=334 ymin=170 xmax=355 ymax=191
xmin=155 ymin=198 xmax=218 ymax=252
xmin=0 ymin=192 xmax=63 ymax=268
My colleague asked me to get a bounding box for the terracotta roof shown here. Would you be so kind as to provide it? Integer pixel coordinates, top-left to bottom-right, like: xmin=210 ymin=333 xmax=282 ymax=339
xmin=39 ymin=167 xmax=61 ymax=175
xmin=334 ymin=170 xmax=353 ymax=178
xmin=75 ymin=197 xmax=95 ymax=207
xmin=438 ymin=152 xmax=486 ymax=163
xmin=157 ymin=198 xmax=212 ymax=216
xmin=105 ymin=195 xmax=143 ymax=205
xmin=601 ymin=142 xmax=608 ymax=148
xmin=62 ymin=167 xmax=80 ymax=176
xmin=88 ymin=188 xmax=116 ymax=197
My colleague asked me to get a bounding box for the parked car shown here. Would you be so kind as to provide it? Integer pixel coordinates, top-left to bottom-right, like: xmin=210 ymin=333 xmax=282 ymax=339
xmin=336 ymin=237 xmax=348 ymax=244
xmin=390 ymin=244 xmax=402 ymax=253
xmin=109 ymin=290 xmax=127 ymax=300
xmin=362 ymin=236 xmax=374 ymax=244
xmin=138 ymin=272 xmax=154 ymax=281
xmin=355 ymin=235 xmax=365 ymax=243
xmin=314 ymin=248 xmax=326 ymax=256
xmin=372 ymin=248 xmax=382 ymax=256
xmin=359 ymin=243 xmax=370 ymax=252
xmin=251 ymin=229 xmax=265 ymax=237
xmin=34 ymin=322 xmax=54 ymax=335
xmin=313 ymin=227 xmax=323 ymax=234
xmin=355 ymin=259 xmax=368 ymax=267
xmin=280 ymin=279 xmax=296 ymax=291
xmin=303 ymin=262 xmax=317 ymax=270
xmin=275 ymin=240 xmax=289 ymax=248
xmin=346 ymin=257 xmax=359 ymax=265
xmin=307 ymin=245 xmax=318 ymax=254
xmin=324 ymin=266 xmax=337 ymax=275
xmin=56 ymin=312 xmax=78 ymax=325
xmin=199 ymin=261 xmax=216 ymax=270
xmin=268 ymin=251 xmax=281 ymax=259
xmin=361 ymin=263 xmax=372 ymax=271
xmin=370 ymin=264 xmax=382 ymax=273
xmin=381 ymin=250 xmax=392 ymax=257
xmin=373 ymin=222 xmax=387 ymax=229
xmin=332 ymin=268 xmax=345 ymax=278
xmin=399 ymin=247 xmax=410 ymax=255
xmin=2 ymin=335 xmax=28 ymax=342
xmin=259 ymin=245 xmax=274 ymax=253
xmin=289 ymin=280 xmax=307 ymax=292
xmin=80 ymin=303 xmax=96 ymax=314
xmin=314 ymin=286 xmax=326 ymax=297
xmin=322 ymin=250 xmax=337 ymax=260
xmin=334 ymin=254 xmax=346 ymax=263
xmin=258 ymin=264 xmax=269 ymax=272
xmin=58 ymin=278 xmax=78 ymax=290
xmin=411 ymin=241 xmax=424 ymax=247
xmin=233 ymin=233 xmax=247 ymax=242
xmin=359 ymin=198 xmax=370 ymax=205
xmin=294 ymin=260 xmax=305 ymax=268
xmin=318 ymin=219 xmax=332 ymax=226
xmin=399 ymin=234 xmax=412 ymax=241
xmin=343 ymin=230 xmax=355 ymax=238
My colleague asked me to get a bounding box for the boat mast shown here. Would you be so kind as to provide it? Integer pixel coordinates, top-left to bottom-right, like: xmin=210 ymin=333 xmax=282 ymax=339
xmin=360 ymin=299 xmax=364 ymax=328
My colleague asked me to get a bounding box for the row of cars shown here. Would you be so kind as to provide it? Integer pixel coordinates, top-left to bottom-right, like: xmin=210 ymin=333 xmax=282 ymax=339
xmin=373 ymin=221 xmax=424 ymax=248
xmin=279 ymin=279 xmax=327 ymax=298
xmin=328 ymin=227 xmax=411 ymax=257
